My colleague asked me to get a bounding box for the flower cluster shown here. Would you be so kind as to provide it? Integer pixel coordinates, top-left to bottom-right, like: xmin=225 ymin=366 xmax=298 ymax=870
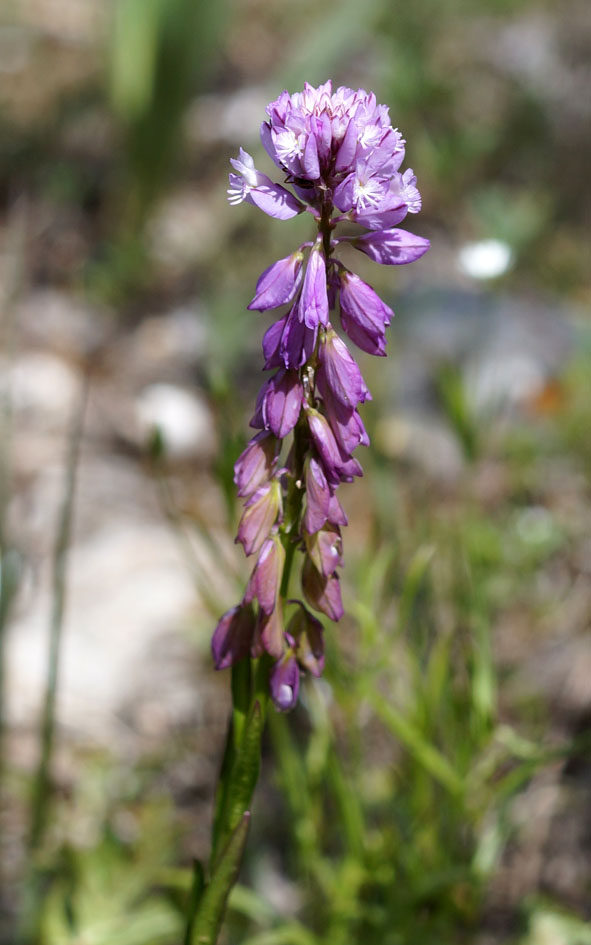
xmin=213 ymin=81 xmax=429 ymax=710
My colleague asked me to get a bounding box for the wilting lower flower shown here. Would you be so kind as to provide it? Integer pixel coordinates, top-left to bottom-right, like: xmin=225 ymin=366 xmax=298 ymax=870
xmin=214 ymin=80 xmax=429 ymax=710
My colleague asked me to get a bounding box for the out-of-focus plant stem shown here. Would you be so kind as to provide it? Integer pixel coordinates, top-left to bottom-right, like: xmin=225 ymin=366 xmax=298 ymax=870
xmin=16 ymin=377 xmax=88 ymax=945
xmin=0 ymin=200 xmax=27 ymax=785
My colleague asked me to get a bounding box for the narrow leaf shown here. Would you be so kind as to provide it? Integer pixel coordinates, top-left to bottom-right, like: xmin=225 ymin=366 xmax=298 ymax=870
xmin=190 ymin=812 xmax=250 ymax=945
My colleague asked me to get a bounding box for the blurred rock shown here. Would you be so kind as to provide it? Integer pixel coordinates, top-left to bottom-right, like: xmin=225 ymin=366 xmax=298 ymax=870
xmin=375 ymin=411 xmax=464 ymax=482
xmin=8 ymin=351 xmax=81 ymax=428
xmin=134 ymin=383 xmax=216 ymax=460
xmin=17 ymin=288 xmax=111 ymax=358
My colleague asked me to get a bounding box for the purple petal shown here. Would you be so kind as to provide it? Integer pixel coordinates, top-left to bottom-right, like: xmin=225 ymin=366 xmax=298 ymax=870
xmin=302 ymin=557 xmax=344 ymax=621
xmin=247 ymin=182 xmax=304 ymax=220
xmin=303 ymin=133 xmax=320 ymax=179
xmin=355 ymin=228 xmax=430 ymax=265
xmin=303 ymin=457 xmax=330 ymax=534
xmin=299 ymin=246 xmax=328 ymax=329
xmin=233 ymin=431 xmax=277 ymax=498
xmin=270 ymin=650 xmax=300 ymax=711
xmin=244 ymin=536 xmax=285 ymax=614
xmin=339 ymin=270 xmax=393 ymax=356
xmin=211 ymin=603 xmax=256 ymax=670
xmin=305 ymin=407 xmax=345 ymax=483
xmin=289 ymin=605 xmax=325 ymax=677
xmin=280 ymin=304 xmax=317 ymax=370
xmin=248 ymin=251 xmax=304 ymax=311
xmin=236 ymin=481 xmax=281 ymax=556
xmin=305 ymin=525 xmax=343 ymax=578
xmin=262 ymin=316 xmax=287 ymax=369
xmin=262 ymin=369 xmax=304 ymax=439
xmin=328 ymin=492 xmax=348 ymax=526
xmin=317 ymin=329 xmax=371 ymax=408
xmin=259 ymin=602 xmax=284 ymax=659
xmin=335 ymin=119 xmax=359 ymax=173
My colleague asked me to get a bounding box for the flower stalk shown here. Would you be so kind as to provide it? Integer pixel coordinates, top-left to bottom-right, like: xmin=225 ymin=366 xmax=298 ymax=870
xmin=190 ymin=80 xmax=429 ymax=942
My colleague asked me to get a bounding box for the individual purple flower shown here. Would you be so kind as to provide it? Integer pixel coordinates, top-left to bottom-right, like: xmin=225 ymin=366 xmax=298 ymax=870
xmin=270 ymin=648 xmax=300 ymax=712
xmin=317 ymin=328 xmax=371 ymax=409
xmin=279 ymin=303 xmax=318 ymax=369
xmin=234 ymin=431 xmax=277 ymax=498
xmin=304 ymin=407 xmax=349 ymax=484
xmin=302 ymin=556 xmax=344 ymax=622
xmin=244 ymin=536 xmax=285 ymax=615
xmin=339 ymin=269 xmax=394 ymax=356
xmin=257 ymin=601 xmax=284 ymax=659
xmin=236 ymin=481 xmax=282 ymax=556
xmin=288 ymin=605 xmax=325 ymax=677
xmin=305 ymin=525 xmax=343 ymax=578
xmin=228 ymin=148 xmax=304 ymax=220
xmin=303 ymin=457 xmax=330 ymax=534
xmin=212 ymin=603 xmax=256 ymax=670
xmin=319 ymin=383 xmax=370 ymax=456
xmin=298 ymin=242 xmax=328 ymax=329
xmin=248 ymin=250 xmax=304 ymax=311
xmin=354 ymin=228 xmax=430 ymax=266
xmin=251 ymin=369 xmax=303 ymax=439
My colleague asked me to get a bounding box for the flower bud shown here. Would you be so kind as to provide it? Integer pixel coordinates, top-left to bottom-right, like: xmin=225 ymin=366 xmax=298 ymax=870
xmin=236 ymin=480 xmax=281 ymax=556
xmin=317 ymin=328 xmax=371 ymax=408
xmin=233 ymin=431 xmax=276 ymax=498
xmin=244 ymin=536 xmax=285 ymax=614
xmin=248 ymin=250 xmax=304 ymax=311
xmin=262 ymin=368 xmax=304 ymax=439
xmin=259 ymin=599 xmax=284 ymax=659
xmin=299 ymin=243 xmax=328 ymax=329
xmin=303 ymin=456 xmax=330 ymax=534
xmin=302 ymin=556 xmax=344 ymax=621
xmin=270 ymin=649 xmax=300 ymax=711
xmin=305 ymin=525 xmax=343 ymax=578
xmin=211 ymin=603 xmax=256 ymax=670
xmin=288 ymin=605 xmax=325 ymax=677
xmin=339 ymin=270 xmax=393 ymax=357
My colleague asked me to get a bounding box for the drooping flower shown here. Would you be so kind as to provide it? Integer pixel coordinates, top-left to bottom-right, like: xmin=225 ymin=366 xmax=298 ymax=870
xmin=215 ymin=81 xmax=429 ymax=711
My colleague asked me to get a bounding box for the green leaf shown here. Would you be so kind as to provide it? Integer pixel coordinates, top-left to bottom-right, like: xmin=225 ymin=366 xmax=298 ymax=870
xmin=364 ymin=688 xmax=464 ymax=797
xmin=212 ymin=700 xmax=264 ymax=866
xmin=183 ymin=859 xmax=205 ymax=945
xmin=190 ymin=813 xmax=251 ymax=945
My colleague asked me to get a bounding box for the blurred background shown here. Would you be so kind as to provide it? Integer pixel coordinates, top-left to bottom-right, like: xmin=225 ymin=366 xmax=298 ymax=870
xmin=0 ymin=0 xmax=590 ymax=942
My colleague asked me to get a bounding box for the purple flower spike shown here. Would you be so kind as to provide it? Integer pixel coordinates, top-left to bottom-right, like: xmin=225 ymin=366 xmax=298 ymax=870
xmin=236 ymin=481 xmax=281 ymax=556
xmin=355 ymin=228 xmax=430 ymax=266
xmin=234 ymin=431 xmax=276 ymax=498
xmin=261 ymin=368 xmax=304 ymax=439
xmin=302 ymin=556 xmax=344 ymax=621
xmin=212 ymin=603 xmax=256 ymax=670
xmin=339 ymin=270 xmax=393 ymax=356
xmin=244 ymin=536 xmax=285 ymax=614
xmin=303 ymin=457 xmax=330 ymax=534
xmin=317 ymin=328 xmax=371 ymax=409
xmin=248 ymin=250 xmax=304 ymax=311
xmin=221 ymin=82 xmax=428 ymax=706
xmin=299 ymin=243 xmax=328 ymax=329
xmin=270 ymin=649 xmax=300 ymax=712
